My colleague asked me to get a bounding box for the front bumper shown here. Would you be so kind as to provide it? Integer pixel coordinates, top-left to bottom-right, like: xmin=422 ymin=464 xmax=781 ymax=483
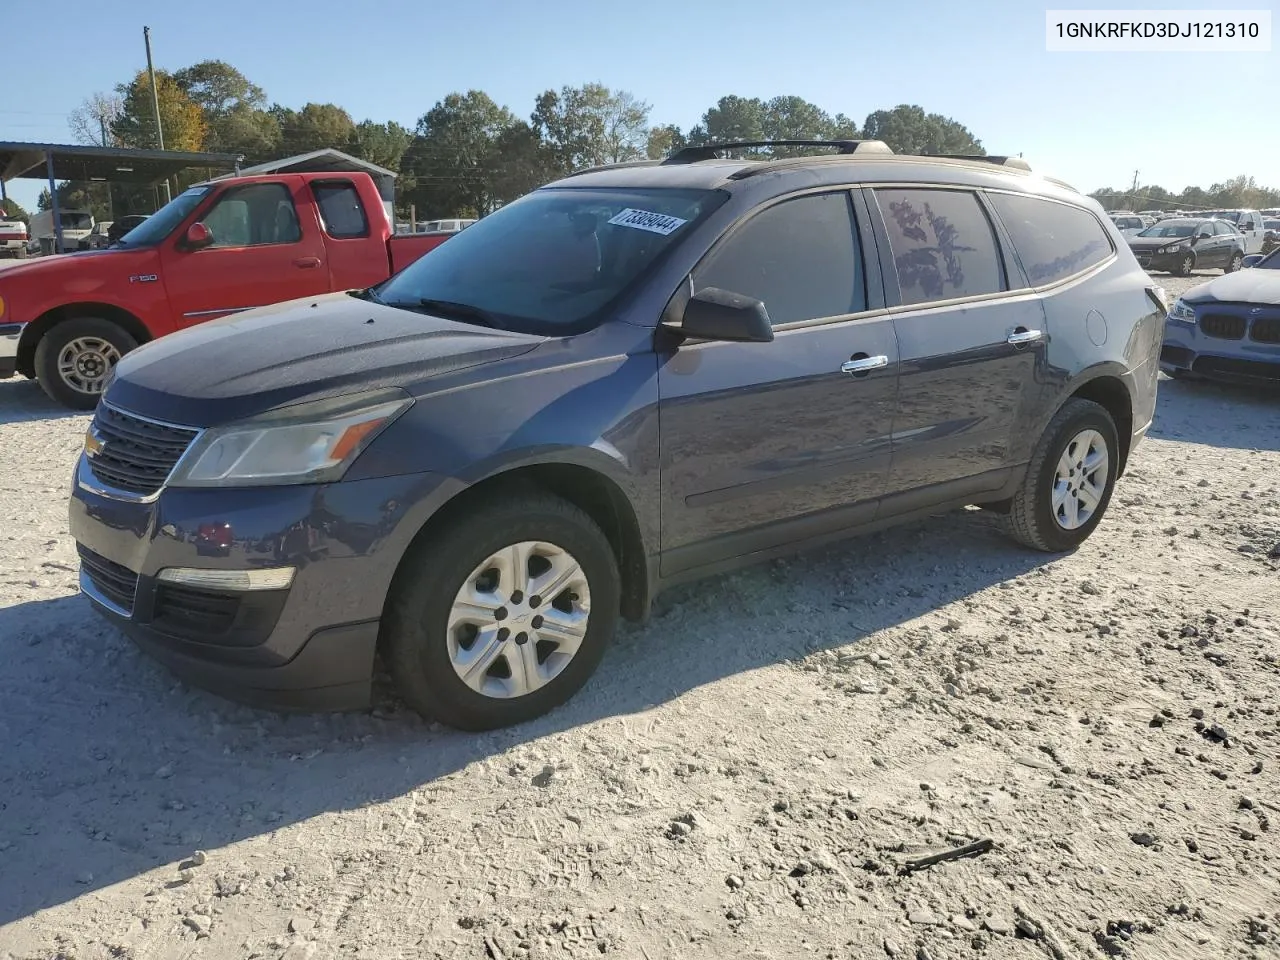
xmin=1160 ymin=316 xmax=1280 ymax=384
xmin=1131 ymin=249 xmax=1191 ymax=272
xmin=0 ymin=322 xmax=21 ymax=378
xmin=69 ymin=454 xmax=449 ymax=711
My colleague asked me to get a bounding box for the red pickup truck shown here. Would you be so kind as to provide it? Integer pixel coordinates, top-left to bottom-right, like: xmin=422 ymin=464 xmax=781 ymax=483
xmin=0 ymin=171 xmax=450 ymax=409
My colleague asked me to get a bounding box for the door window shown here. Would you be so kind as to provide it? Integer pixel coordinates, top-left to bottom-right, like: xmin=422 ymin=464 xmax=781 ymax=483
xmin=201 ymin=183 xmax=301 ymax=248
xmin=312 ymin=180 xmax=369 ymax=239
xmin=874 ymin=188 xmax=1005 ymax=305
xmin=693 ymin=191 xmax=866 ymax=325
xmin=988 ymin=193 xmax=1113 ymax=286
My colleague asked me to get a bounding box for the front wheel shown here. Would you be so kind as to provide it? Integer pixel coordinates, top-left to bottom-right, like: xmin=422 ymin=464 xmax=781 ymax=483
xmin=1225 ymin=251 xmax=1244 ymax=273
xmin=34 ymin=316 xmax=137 ymax=410
xmin=383 ymin=492 xmax=620 ymax=730
xmin=1002 ymin=398 xmax=1120 ymax=553
xmin=1172 ymin=254 xmax=1195 ymax=276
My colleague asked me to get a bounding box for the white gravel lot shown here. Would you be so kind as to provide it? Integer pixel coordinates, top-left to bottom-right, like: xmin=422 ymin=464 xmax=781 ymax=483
xmin=2 ymin=273 xmax=1278 ymax=960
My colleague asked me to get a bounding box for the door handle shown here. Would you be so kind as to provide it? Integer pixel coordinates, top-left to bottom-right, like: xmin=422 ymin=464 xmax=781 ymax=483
xmin=293 ymin=257 xmax=321 ymax=269
xmin=1007 ymin=328 xmax=1044 ymax=345
xmin=841 ymin=354 xmax=889 ymax=375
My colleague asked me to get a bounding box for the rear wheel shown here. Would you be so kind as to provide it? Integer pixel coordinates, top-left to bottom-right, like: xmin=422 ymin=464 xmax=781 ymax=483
xmin=1225 ymin=251 xmax=1244 ymax=273
xmin=1003 ymin=398 xmax=1120 ymax=553
xmin=34 ymin=316 xmax=137 ymax=410
xmin=383 ymin=492 xmax=620 ymax=730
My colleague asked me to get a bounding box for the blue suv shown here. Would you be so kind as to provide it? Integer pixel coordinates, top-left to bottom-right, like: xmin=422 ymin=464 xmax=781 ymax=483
xmin=69 ymin=140 xmax=1165 ymax=730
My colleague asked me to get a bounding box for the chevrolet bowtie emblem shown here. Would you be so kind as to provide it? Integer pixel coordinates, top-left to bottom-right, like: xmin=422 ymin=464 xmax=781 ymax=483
xmin=84 ymin=429 xmax=104 ymax=458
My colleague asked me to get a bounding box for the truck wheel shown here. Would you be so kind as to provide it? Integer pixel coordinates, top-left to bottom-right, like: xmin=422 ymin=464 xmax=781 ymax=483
xmin=34 ymin=317 xmax=137 ymax=410
xmin=1225 ymin=251 xmax=1244 ymax=273
xmin=1002 ymin=398 xmax=1120 ymax=553
xmin=383 ymin=491 xmax=620 ymax=731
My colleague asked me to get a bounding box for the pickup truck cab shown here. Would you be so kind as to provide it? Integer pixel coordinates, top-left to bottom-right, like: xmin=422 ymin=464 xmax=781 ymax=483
xmin=0 ymin=172 xmax=447 ymax=408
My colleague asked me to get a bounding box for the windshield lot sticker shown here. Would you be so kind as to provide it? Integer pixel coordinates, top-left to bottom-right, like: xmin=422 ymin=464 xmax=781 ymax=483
xmin=607 ymin=208 xmax=688 ymax=235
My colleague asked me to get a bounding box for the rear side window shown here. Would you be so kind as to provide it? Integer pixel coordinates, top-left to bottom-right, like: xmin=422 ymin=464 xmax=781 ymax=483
xmin=694 ymin=191 xmax=866 ymax=325
xmin=873 ymin=188 xmax=1005 ymax=306
xmin=987 ymin=193 xmax=1112 ymax=287
xmin=312 ymin=181 xmax=369 ymax=239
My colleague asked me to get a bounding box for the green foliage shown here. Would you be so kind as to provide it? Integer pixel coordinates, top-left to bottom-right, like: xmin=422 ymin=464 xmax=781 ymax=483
xmin=860 ymin=104 xmax=984 ymax=156
xmin=1 ymin=198 xmax=30 ymax=223
xmin=532 ymin=83 xmax=652 ymax=173
xmin=1090 ymin=175 xmax=1280 ymax=212
xmin=270 ymin=102 xmax=357 ymax=158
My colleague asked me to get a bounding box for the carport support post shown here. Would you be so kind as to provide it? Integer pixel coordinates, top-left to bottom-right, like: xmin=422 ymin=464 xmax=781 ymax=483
xmin=46 ymin=151 xmax=64 ymax=255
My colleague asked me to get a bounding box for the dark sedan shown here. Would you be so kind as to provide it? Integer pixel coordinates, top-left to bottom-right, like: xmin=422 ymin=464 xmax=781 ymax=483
xmin=1128 ymin=218 xmax=1245 ymax=276
xmin=1160 ymin=247 xmax=1280 ymax=384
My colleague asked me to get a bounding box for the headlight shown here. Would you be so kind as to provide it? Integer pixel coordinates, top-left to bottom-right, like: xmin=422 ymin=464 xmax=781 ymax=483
xmin=1168 ymin=298 xmax=1197 ymax=323
xmin=169 ymin=388 xmax=413 ymax=487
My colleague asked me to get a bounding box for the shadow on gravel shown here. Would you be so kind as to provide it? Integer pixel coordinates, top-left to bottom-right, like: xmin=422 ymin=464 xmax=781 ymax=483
xmin=0 ymin=506 xmax=1051 ymax=926
xmin=0 ymin=379 xmax=86 ymax=426
xmin=1150 ymin=375 xmax=1280 ymax=452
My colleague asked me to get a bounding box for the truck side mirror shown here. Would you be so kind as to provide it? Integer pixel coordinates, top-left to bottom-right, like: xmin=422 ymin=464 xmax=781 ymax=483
xmin=184 ymin=222 xmax=214 ymax=250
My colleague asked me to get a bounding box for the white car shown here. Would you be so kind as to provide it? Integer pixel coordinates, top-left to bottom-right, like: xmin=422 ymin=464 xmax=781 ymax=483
xmin=1110 ymin=214 xmax=1147 ymax=238
xmin=1203 ymin=209 xmax=1267 ymax=254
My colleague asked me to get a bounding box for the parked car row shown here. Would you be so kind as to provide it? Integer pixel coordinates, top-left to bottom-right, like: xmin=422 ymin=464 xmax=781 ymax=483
xmin=78 ymin=215 xmax=151 ymax=251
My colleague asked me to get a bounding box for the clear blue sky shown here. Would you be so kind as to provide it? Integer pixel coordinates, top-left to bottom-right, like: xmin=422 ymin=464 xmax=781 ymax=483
xmin=2 ymin=0 xmax=1275 ymax=211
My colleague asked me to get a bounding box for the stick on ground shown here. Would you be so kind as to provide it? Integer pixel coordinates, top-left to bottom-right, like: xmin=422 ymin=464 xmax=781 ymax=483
xmin=900 ymin=837 xmax=995 ymax=874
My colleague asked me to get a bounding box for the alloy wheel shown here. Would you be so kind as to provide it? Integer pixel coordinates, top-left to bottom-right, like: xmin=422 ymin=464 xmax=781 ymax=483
xmin=1051 ymin=429 xmax=1110 ymax=530
xmin=57 ymin=336 xmax=120 ymax=395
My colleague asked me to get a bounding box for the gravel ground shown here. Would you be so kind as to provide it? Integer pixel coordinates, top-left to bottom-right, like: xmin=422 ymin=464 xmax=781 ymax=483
xmin=2 ymin=272 xmax=1279 ymax=960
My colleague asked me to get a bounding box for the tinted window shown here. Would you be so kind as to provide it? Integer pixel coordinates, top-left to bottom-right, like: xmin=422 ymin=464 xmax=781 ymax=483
xmin=313 ymin=181 xmax=369 ymax=239
xmin=375 ymin=186 xmax=727 ymax=336
xmin=202 ymin=183 xmax=301 ymax=248
xmin=693 ymin=192 xmax=865 ymax=325
xmin=875 ymin=188 xmax=1005 ymax=304
xmin=987 ymin=193 xmax=1112 ymax=287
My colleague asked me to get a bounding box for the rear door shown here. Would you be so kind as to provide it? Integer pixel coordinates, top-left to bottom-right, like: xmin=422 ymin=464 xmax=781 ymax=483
xmin=1212 ymin=220 xmax=1237 ymax=264
xmin=868 ymin=185 xmax=1049 ymax=502
xmin=158 ymin=179 xmax=329 ymax=327
xmin=657 ymin=188 xmax=899 ymax=574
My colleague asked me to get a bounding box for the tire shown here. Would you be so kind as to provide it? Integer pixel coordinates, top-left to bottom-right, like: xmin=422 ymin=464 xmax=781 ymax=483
xmin=1225 ymin=251 xmax=1244 ymax=273
xmin=1002 ymin=398 xmax=1120 ymax=553
xmin=383 ymin=492 xmax=621 ymax=731
xmin=14 ymin=245 xmax=27 ymax=260
xmin=34 ymin=316 xmax=137 ymax=410
xmin=1172 ymin=254 xmax=1195 ymax=276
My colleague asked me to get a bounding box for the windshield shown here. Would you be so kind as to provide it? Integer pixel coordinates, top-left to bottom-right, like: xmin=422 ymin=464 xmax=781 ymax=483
xmin=1138 ymin=220 xmax=1198 ymax=238
xmin=375 ymin=186 xmax=728 ymax=334
xmin=114 ymin=186 xmax=212 ymax=247
xmin=61 ymin=212 xmax=93 ymax=230
xmin=1204 ymin=210 xmax=1241 ymax=223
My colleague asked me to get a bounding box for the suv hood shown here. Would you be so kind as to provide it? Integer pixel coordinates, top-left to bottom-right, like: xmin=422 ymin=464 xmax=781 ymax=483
xmin=1183 ymin=269 xmax=1280 ymax=306
xmin=106 ymin=292 xmax=544 ymax=426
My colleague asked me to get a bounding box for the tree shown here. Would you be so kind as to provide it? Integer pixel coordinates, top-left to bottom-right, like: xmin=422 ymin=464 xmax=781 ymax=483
xmin=403 ymin=91 xmax=519 ymax=218
xmin=270 ymin=102 xmax=356 ymax=156
xmin=532 ymin=83 xmax=651 ymax=172
xmin=174 ymin=60 xmax=279 ymax=161
xmin=347 ymin=120 xmax=413 ymax=171
xmin=861 ymin=104 xmax=984 ymax=156
xmin=692 ymin=95 xmax=767 ymax=145
xmin=1 ymin=198 xmax=30 ymax=224
xmin=646 ymin=123 xmax=686 ymax=159
xmin=69 ymin=92 xmax=124 ymax=146
xmin=112 ymin=69 xmax=207 ymax=152
xmin=487 ymin=122 xmax=558 ymax=206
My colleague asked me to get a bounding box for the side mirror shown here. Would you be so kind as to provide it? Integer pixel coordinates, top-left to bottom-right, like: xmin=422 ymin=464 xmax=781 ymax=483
xmin=184 ymin=222 xmax=214 ymax=249
xmin=673 ymin=287 xmax=774 ymax=343
xmin=1242 ymin=254 xmax=1265 ymax=269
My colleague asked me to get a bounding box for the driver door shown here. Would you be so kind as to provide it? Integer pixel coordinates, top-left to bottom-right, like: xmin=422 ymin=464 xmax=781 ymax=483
xmin=159 ymin=180 xmax=328 ymax=327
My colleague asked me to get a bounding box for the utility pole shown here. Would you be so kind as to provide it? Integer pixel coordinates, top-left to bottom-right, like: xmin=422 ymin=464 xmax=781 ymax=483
xmin=144 ymin=26 xmax=172 ymax=204
xmin=1131 ymin=169 xmax=1139 ymax=206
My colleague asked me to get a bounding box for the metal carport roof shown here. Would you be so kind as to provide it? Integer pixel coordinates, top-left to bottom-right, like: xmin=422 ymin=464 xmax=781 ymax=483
xmin=0 ymin=141 xmax=242 ymax=186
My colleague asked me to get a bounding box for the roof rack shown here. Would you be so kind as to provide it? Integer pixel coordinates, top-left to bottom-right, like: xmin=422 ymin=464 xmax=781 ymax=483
xmin=561 ymin=158 xmax=664 ymax=179
xmin=663 ymin=139 xmax=893 ymax=165
xmin=926 ymin=154 xmax=1033 ymax=172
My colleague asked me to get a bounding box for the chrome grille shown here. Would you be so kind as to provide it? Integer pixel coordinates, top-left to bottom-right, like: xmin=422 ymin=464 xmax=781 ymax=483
xmin=86 ymin=403 xmax=199 ymax=496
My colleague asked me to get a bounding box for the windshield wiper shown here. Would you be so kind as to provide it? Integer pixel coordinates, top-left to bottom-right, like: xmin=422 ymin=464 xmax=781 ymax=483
xmin=385 ymin=297 xmax=502 ymax=329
